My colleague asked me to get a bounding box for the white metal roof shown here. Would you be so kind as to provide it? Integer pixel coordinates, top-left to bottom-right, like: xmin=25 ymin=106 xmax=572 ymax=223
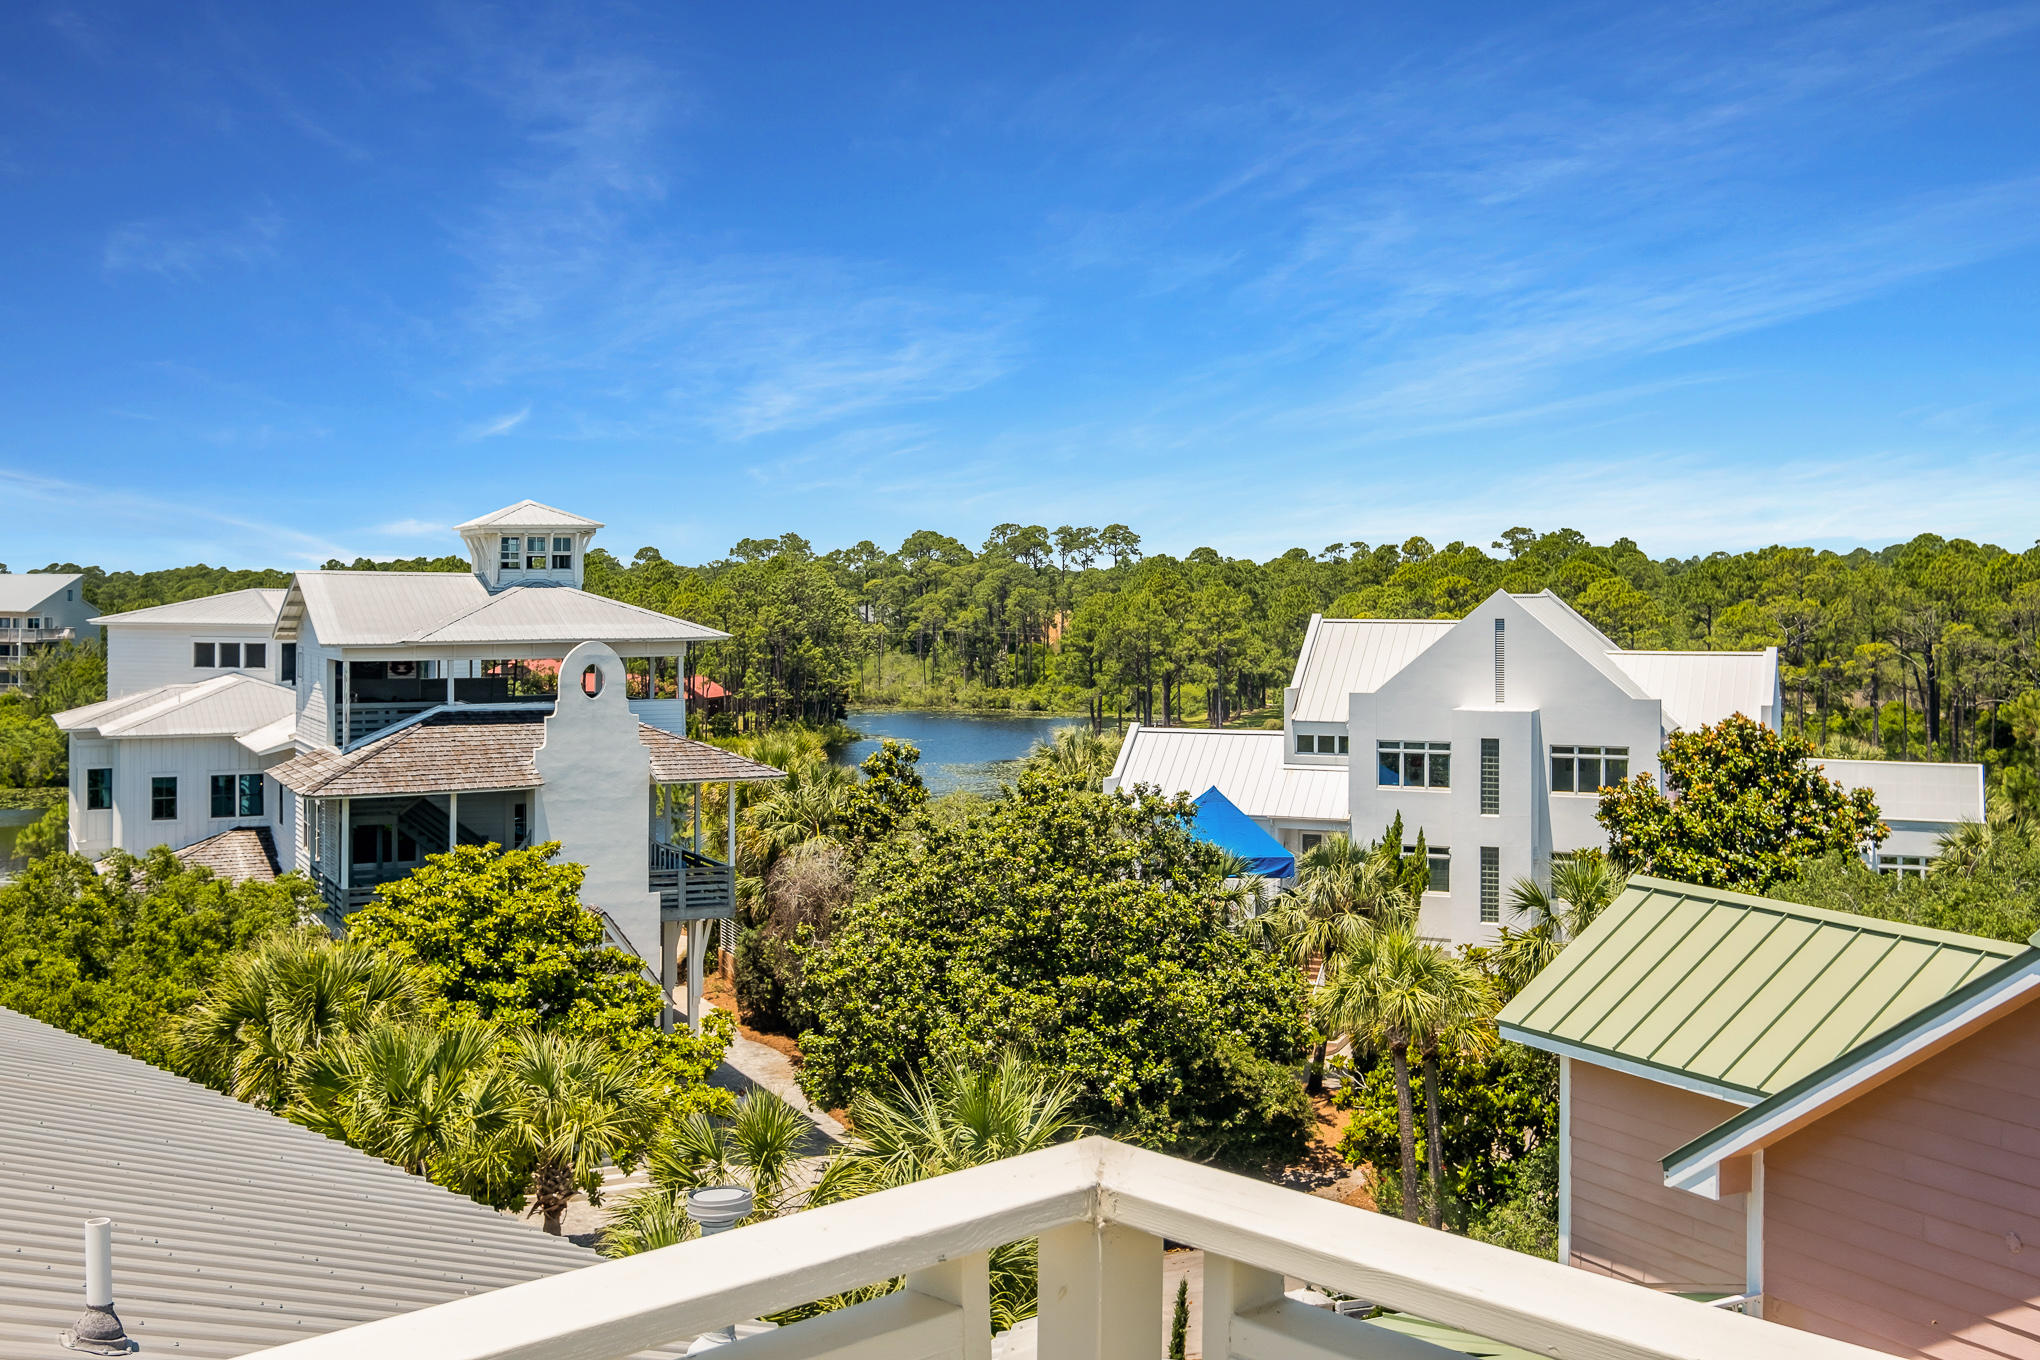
xmin=0 ymin=571 xmax=83 ymax=612
xmin=0 ymin=1006 xmax=594 ymax=1360
xmin=1607 ymin=648 xmax=1777 ymax=731
xmin=54 ymin=674 xmax=295 ymax=740
xmin=277 ymin=573 xmax=726 ymax=647
xmin=454 ymin=500 xmax=605 ymax=531
xmin=94 ymin=587 xmax=286 ymax=628
xmin=1288 ymin=617 xmax=1455 ymax=722
xmin=1104 ymin=725 xmax=1348 ymax=823
xmin=1814 ymin=758 xmax=1985 ymax=826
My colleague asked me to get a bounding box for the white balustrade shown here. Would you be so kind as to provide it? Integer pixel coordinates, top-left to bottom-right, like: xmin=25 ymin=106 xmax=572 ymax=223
xmin=245 ymin=1137 xmax=1884 ymax=1360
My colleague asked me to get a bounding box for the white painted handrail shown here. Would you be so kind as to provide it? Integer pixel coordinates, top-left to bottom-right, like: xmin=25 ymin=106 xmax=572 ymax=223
xmin=247 ymin=1138 xmax=1884 ymax=1360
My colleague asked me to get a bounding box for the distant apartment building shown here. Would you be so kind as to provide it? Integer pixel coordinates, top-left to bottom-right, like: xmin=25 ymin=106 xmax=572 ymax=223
xmin=1106 ymin=588 xmax=1980 ymax=945
xmin=0 ymin=572 xmax=98 ymax=690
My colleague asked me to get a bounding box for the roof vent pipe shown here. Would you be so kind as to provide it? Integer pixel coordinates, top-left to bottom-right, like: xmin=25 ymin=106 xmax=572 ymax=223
xmin=60 ymin=1218 xmax=137 ymax=1355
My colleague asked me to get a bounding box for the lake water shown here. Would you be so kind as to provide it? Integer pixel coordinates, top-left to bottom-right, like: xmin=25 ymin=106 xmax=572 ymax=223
xmin=836 ymin=709 xmax=1086 ymax=795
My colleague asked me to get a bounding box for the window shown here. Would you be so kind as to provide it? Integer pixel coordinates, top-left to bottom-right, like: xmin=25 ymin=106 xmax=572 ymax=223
xmin=526 ymin=535 xmax=548 ymax=570
xmin=552 ymin=535 xmax=573 ymax=570
xmin=28 ymin=617 xmax=41 ymax=629
xmin=210 ymin=774 xmax=235 ymax=818
xmin=244 ymin=642 xmax=267 ymax=669
xmin=1493 ymin=618 xmax=1506 ymax=703
xmin=1300 ymin=832 xmax=1327 ymax=853
xmin=85 ymin=768 xmax=112 ymax=811
xmin=501 ymin=534 xmax=521 ymax=569
xmin=151 ymin=776 xmax=177 ymax=821
xmin=239 ymin=773 xmax=264 ymax=817
xmin=1551 ymin=745 xmax=1630 ymax=793
xmin=193 ymin=642 xmax=215 ymax=667
xmin=1378 ymin=740 xmax=1450 ymax=788
xmin=217 ymin=642 xmax=242 ymax=668
xmin=1880 ymin=855 xmax=1931 ymax=880
xmin=1480 ymin=738 xmax=1500 ymax=815
xmin=1480 ymin=847 xmax=1501 ymax=922
xmin=1405 ymin=843 xmax=1450 ymax=892
xmin=513 ymin=801 xmax=528 ymax=848
xmin=280 ymin=642 xmax=297 ymax=684
xmin=1295 ymin=732 xmax=1348 ymax=756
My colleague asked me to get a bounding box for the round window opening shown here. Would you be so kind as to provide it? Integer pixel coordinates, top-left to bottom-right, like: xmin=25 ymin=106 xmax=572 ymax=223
xmin=581 ymin=664 xmax=603 ymax=697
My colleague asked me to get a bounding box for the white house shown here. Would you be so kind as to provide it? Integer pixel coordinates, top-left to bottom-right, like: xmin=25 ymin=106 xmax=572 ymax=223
xmin=54 ymin=500 xmax=782 ymax=1028
xmin=1106 ymin=588 xmax=1980 ymax=944
xmin=0 ymin=571 xmax=98 ymax=690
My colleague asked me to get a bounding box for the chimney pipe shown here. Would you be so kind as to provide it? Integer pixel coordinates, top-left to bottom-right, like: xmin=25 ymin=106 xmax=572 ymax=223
xmin=60 ymin=1218 xmax=136 ymax=1355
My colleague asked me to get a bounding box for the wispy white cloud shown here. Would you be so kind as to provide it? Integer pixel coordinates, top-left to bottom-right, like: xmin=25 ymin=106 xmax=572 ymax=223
xmin=103 ymin=210 xmax=283 ymax=278
xmin=464 ymin=406 xmax=530 ymax=439
xmin=0 ymin=466 xmax=356 ymax=565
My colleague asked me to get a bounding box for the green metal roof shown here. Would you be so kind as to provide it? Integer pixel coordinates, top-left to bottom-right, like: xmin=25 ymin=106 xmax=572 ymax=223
xmin=1497 ymin=875 xmax=2021 ymax=1099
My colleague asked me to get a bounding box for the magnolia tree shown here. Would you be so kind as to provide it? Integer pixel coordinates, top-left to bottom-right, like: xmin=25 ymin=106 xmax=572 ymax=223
xmin=1596 ymin=714 xmax=1887 ymax=894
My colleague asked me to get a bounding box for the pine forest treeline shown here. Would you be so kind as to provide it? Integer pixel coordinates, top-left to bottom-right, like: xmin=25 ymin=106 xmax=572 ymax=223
xmin=27 ymin=525 xmax=2040 ymax=771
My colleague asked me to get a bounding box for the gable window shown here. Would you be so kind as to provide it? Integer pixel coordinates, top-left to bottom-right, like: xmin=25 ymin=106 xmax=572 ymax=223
xmin=1404 ymin=843 xmax=1451 ymax=892
xmin=526 ymin=535 xmax=549 ymax=570
xmin=552 ymin=536 xmax=574 ymax=570
xmin=1551 ymin=745 xmax=1629 ymax=793
xmin=151 ymin=776 xmax=178 ymax=821
xmin=500 ymin=535 xmax=521 ymax=570
xmin=1378 ymin=740 xmax=1450 ymax=788
xmin=280 ymin=643 xmax=297 ymax=684
xmin=86 ymin=768 xmax=112 ymax=811
xmin=244 ymin=642 xmax=267 ymax=669
xmin=193 ymin=642 xmax=215 ymax=668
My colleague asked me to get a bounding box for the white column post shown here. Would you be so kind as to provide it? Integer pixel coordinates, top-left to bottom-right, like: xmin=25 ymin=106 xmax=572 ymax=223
xmin=340 ymin=659 xmax=351 ymax=746
xmin=1202 ymin=1252 xmax=1283 ymax=1360
xmin=905 ymin=1252 xmax=992 ymax=1360
xmin=1037 ymin=1220 xmax=1163 ymax=1360
xmin=447 ymin=790 xmax=459 ymax=853
xmin=685 ymin=918 xmax=706 ymax=1035
xmin=1557 ymin=1055 xmax=1573 ymax=1267
xmin=1745 ymin=1149 xmax=1765 ymax=1317
xmin=692 ymin=784 xmax=702 ymax=853
xmin=725 ymin=780 xmax=736 ymax=863
xmin=661 ymin=920 xmax=679 ymax=1034
xmin=338 ymin=796 xmax=351 ymax=895
xmin=447 ymin=661 xmax=457 ymax=707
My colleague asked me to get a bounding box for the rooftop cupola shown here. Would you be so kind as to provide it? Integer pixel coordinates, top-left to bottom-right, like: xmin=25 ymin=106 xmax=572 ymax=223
xmin=455 ymin=500 xmax=604 ymax=591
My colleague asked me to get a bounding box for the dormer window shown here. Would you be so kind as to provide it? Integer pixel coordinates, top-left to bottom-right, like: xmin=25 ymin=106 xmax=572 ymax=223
xmin=552 ymin=536 xmax=573 ymax=570
xmin=500 ymin=536 xmax=520 ymax=571
xmin=526 ymin=535 xmax=550 ymax=570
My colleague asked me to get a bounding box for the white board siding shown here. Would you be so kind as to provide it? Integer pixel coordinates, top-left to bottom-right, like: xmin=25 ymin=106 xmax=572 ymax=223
xmin=106 ymin=624 xmax=280 ymax=700
xmin=74 ymin=735 xmax=290 ymax=858
xmin=295 ymin=623 xmax=335 ymax=752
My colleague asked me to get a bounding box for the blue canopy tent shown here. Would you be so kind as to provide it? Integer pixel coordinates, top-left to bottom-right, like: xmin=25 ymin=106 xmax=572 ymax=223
xmin=1188 ymin=786 xmax=1296 ymax=879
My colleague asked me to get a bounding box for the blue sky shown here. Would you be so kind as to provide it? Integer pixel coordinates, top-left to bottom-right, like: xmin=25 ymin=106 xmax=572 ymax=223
xmin=4 ymin=1 xmax=2039 ymax=571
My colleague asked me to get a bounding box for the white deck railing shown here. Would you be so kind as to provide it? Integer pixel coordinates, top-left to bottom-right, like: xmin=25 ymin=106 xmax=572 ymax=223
xmin=246 ymin=1137 xmax=1880 ymax=1360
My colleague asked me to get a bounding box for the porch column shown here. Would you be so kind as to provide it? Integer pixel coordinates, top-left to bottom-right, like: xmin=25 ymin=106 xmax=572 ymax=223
xmin=685 ymin=919 xmax=706 ymax=1036
xmin=725 ymin=780 xmax=735 ymax=861
xmin=661 ymin=920 xmax=679 ymax=1034
xmin=340 ymin=660 xmax=351 ymax=747
xmin=447 ymin=790 xmax=458 ymax=852
xmin=1037 ymin=1220 xmax=1163 ymax=1360
xmin=446 ymin=663 xmax=456 ymax=707
xmin=339 ymin=796 xmax=351 ymax=895
xmin=692 ymin=784 xmax=702 ymax=853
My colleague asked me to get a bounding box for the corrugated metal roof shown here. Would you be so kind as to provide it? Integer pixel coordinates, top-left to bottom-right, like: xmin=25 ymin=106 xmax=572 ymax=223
xmin=0 ymin=572 xmax=84 ymax=612
xmin=1605 ymin=649 xmax=1776 ymax=730
xmin=1105 ymin=725 xmax=1348 ymax=823
xmin=1289 ymin=618 xmax=1455 ymax=721
xmin=280 ymin=574 xmax=727 ymax=647
xmin=273 ymin=709 xmax=785 ymax=796
xmin=94 ymin=588 xmax=286 ymax=629
xmin=54 ymin=675 xmax=295 ymax=740
xmin=454 ymin=500 xmax=605 ymax=531
xmin=1814 ymin=758 xmax=1984 ymax=825
xmin=1498 ymin=875 xmax=2020 ymax=1099
xmin=0 ymin=1006 xmax=594 ymax=1360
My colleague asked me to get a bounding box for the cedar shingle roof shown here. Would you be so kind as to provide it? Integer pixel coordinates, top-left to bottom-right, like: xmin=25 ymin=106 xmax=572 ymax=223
xmin=271 ymin=709 xmax=784 ymax=796
xmin=173 ymin=826 xmax=282 ymax=882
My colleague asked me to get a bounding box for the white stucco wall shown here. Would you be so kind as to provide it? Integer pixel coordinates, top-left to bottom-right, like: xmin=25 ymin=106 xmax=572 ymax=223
xmin=531 ymin=641 xmax=661 ymax=975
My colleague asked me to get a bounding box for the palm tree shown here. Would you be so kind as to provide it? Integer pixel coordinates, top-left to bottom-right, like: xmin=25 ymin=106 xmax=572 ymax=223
xmin=1246 ymin=834 xmax=1416 ymax=1092
xmin=293 ymin=1019 xmax=513 ymax=1178
xmin=172 ymin=933 xmax=419 ymax=1108
xmin=602 ymin=1087 xmax=849 ymax=1256
xmin=1935 ymin=799 xmax=2032 ymax=877
xmin=742 ymin=761 xmax=857 ymax=867
xmin=1314 ymin=925 xmax=1463 ymax=1223
xmin=1415 ymin=964 xmax=1497 ymax=1229
xmin=1492 ymin=852 xmax=1626 ymax=996
xmin=497 ymin=1031 xmax=661 ymax=1235
xmin=1023 ymin=727 xmax=1121 ymax=789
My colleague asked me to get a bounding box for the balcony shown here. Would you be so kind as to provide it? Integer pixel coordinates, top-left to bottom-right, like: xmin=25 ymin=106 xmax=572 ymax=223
xmin=243 ymin=1137 xmax=1875 ymax=1360
xmin=650 ymin=840 xmax=736 ymax=921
